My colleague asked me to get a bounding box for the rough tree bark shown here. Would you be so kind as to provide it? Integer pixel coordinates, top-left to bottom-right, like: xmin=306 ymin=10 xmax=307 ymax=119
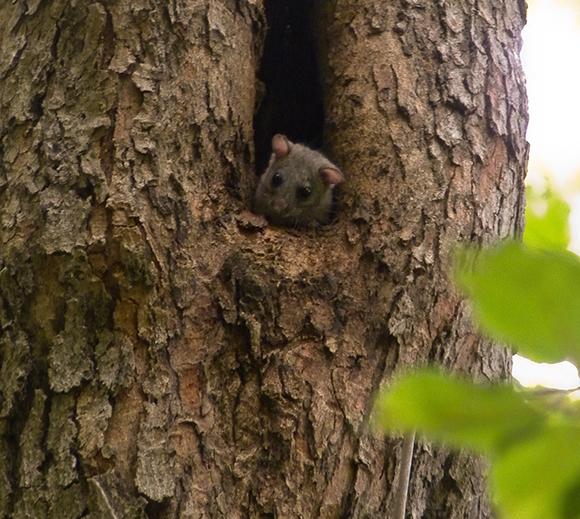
xmin=0 ymin=0 xmax=527 ymax=518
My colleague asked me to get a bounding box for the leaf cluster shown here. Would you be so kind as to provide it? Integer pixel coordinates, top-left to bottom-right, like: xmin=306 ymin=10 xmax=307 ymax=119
xmin=375 ymin=186 xmax=580 ymax=519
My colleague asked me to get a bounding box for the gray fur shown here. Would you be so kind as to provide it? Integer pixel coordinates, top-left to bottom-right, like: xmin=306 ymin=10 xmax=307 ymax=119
xmin=254 ymin=134 xmax=343 ymax=226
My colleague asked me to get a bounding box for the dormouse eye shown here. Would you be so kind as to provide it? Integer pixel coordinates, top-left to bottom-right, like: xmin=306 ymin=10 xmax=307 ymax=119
xmin=296 ymin=185 xmax=312 ymax=201
xmin=271 ymin=172 xmax=283 ymax=188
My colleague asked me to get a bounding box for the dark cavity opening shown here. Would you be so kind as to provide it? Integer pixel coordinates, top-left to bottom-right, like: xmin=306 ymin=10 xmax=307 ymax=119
xmin=253 ymin=0 xmax=325 ymax=175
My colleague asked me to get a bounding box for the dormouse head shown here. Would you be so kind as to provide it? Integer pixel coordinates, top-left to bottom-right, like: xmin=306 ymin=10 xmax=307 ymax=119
xmin=254 ymin=134 xmax=344 ymax=226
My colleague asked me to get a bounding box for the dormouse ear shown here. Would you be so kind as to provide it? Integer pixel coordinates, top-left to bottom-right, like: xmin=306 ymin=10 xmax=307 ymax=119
xmin=272 ymin=134 xmax=292 ymax=159
xmin=319 ymin=166 xmax=344 ymax=186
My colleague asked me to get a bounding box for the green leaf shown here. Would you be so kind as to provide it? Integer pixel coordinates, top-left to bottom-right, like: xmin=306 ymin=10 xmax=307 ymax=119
xmin=454 ymin=243 xmax=580 ymax=365
xmin=492 ymin=422 xmax=580 ymax=519
xmin=524 ymin=185 xmax=571 ymax=251
xmin=374 ymin=369 xmax=544 ymax=452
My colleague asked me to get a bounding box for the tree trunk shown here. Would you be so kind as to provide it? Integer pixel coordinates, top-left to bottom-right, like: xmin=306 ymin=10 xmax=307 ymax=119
xmin=0 ymin=0 xmax=527 ymax=518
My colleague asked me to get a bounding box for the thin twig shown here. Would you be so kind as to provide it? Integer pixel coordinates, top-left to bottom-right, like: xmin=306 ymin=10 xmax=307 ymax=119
xmin=393 ymin=431 xmax=416 ymax=519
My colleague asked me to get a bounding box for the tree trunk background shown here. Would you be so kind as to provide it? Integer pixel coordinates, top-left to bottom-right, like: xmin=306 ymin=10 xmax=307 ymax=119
xmin=0 ymin=0 xmax=527 ymax=518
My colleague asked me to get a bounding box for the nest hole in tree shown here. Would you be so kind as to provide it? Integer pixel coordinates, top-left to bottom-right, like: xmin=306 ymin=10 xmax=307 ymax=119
xmin=253 ymin=0 xmax=325 ymax=176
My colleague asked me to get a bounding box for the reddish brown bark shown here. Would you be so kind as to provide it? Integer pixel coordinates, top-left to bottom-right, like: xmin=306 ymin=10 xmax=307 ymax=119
xmin=0 ymin=0 xmax=527 ymax=517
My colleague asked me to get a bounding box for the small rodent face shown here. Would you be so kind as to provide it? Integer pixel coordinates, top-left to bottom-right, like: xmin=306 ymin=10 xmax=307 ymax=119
xmin=254 ymin=135 xmax=343 ymax=227
xmin=262 ymin=163 xmax=320 ymax=222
